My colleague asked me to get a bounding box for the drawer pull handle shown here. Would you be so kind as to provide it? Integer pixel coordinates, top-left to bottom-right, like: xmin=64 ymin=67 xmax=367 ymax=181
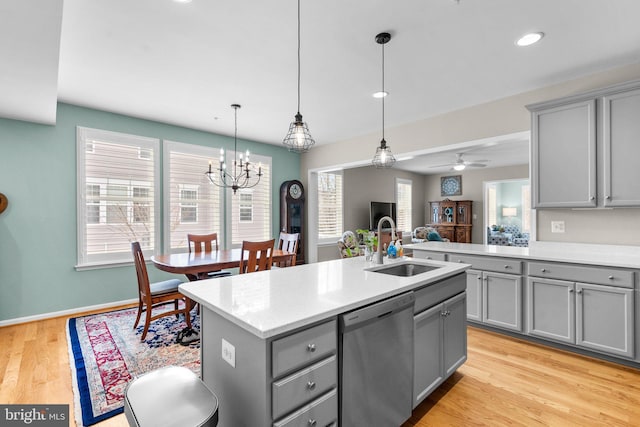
xmin=608 ymin=275 xmax=614 ymax=280
xmin=306 ymin=381 xmax=316 ymax=390
xmin=308 ymin=420 xmax=317 ymax=426
xmin=504 ymin=265 xmax=510 ymax=269
xmin=458 ymin=260 xmax=463 ymax=263
xmin=426 ymin=256 xmax=432 ymax=259
xmin=307 ymin=343 xmax=316 ymax=352
xmin=541 ymin=268 xmax=547 ymax=273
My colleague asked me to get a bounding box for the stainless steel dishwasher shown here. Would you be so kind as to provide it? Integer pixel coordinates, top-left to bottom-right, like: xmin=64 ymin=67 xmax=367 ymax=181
xmin=339 ymin=291 xmax=415 ymax=426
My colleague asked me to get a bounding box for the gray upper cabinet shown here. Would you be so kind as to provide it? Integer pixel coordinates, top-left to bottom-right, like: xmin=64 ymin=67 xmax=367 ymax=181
xmin=528 ymin=79 xmax=640 ymax=208
xmin=530 ymin=99 xmax=597 ymax=208
xmin=602 ymin=87 xmax=640 ymax=206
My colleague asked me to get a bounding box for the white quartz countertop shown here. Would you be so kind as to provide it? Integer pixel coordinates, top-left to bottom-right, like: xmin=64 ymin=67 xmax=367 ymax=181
xmin=179 ymin=256 xmax=468 ymax=339
xmin=404 ymin=241 xmax=640 ymax=269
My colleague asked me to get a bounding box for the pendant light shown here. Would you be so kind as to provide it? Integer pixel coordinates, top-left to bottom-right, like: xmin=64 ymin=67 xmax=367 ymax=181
xmin=282 ymin=0 xmax=315 ymax=153
xmin=205 ymin=104 xmax=262 ymax=194
xmin=371 ymin=32 xmax=396 ymax=168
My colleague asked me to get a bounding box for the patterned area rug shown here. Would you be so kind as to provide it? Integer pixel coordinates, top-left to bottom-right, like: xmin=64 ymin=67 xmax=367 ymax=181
xmin=67 ymin=306 xmax=200 ymax=426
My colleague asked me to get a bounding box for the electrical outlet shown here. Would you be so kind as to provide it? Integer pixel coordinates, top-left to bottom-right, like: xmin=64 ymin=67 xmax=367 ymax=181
xmin=551 ymin=221 xmax=565 ymax=233
xmin=222 ymin=338 xmax=236 ymax=368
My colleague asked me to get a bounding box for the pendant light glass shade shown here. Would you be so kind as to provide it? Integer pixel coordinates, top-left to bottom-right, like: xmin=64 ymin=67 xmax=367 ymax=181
xmin=206 ymin=104 xmax=263 ymax=194
xmin=283 ymin=0 xmax=315 ymax=153
xmin=372 ymin=32 xmax=395 ymax=168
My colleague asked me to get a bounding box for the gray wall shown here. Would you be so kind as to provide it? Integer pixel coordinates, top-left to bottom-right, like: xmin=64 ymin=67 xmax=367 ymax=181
xmin=423 ymin=165 xmax=529 ymax=243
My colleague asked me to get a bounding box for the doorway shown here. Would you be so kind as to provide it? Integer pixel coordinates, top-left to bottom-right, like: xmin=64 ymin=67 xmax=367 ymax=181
xmin=483 ymin=179 xmax=531 ymax=245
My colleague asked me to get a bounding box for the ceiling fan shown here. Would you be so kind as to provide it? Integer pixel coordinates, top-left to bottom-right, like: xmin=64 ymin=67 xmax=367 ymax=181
xmin=431 ymin=153 xmax=489 ymax=171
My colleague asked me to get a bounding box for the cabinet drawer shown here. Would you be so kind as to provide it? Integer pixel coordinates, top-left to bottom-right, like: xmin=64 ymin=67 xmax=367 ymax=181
xmin=413 ymin=250 xmax=447 ymax=261
xmin=272 ymin=320 xmax=337 ymax=378
xmin=528 ymin=261 xmax=634 ymax=288
xmin=273 ymin=389 xmax=337 ymax=427
xmin=449 ymin=254 xmax=522 ymax=275
xmin=272 ymin=356 xmax=337 ymax=420
xmin=414 ymin=274 xmax=466 ymax=314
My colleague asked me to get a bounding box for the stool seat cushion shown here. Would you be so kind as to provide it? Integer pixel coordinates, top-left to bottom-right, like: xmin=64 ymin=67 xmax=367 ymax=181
xmin=125 ymin=366 xmax=218 ymax=427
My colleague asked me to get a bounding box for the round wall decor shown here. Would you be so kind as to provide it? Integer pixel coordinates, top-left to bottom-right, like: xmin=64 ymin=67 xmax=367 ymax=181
xmin=0 ymin=193 xmax=7 ymax=214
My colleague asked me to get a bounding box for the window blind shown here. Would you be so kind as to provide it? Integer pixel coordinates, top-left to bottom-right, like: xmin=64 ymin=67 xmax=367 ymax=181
xmin=230 ymin=153 xmax=271 ymax=245
xmin=396 ymin=178 xmax=412 ymax=232
xmin=317 ymin=172 xmax=343 ymax=240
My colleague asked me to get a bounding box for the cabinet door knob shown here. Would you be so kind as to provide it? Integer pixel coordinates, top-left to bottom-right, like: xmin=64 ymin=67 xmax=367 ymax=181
xmin=605 ymin=195 xmax=611 ymax=200
xmin=477 ymin=276 xmax=482 ymax=281
xmin=569 ymin=288 xmax=574 ymax=293
xmin=589 ymin=196 xmax=595 ymax=201
xmin=307 ymin=343 xmax=316 ymax=352
xmin=541 ymin=268 xmax=547 ymax=272
xmin=608 ymin=275 xmax=614 ymax=280
xmin=577 ymin=289 xmax=583 ymax=294
xmin=306 ymin=381 xmax=316 ymax=390
xmin=308 ymin=419 xmax=317 ymax=426
xmin=504 ymin=265 xmax=510 ymax=269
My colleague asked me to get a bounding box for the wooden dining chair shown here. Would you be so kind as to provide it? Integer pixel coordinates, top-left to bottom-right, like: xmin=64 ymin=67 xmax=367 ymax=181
xmin=276 ymin=232 xmax=299 ymax=267
xmin=238 ymin=239 xmax=275 ymax=274
xmin=187 ymin=233 xmax=231 ymax=279
xmin=131 ymin=242 xmax=192 ymax=341
xmin=187 ymin=233 xmax=219 ymax=253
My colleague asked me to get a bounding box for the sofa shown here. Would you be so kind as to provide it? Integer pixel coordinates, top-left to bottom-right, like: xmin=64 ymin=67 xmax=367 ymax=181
xmin=487 ymin=225 xmax=529 ymax=247
xmin=411 ymin=226 xmax=450 ymax=243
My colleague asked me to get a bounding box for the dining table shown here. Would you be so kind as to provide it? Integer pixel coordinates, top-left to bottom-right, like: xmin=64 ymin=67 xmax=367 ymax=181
xmin=151 ymin=248 xmax=295 ymax=281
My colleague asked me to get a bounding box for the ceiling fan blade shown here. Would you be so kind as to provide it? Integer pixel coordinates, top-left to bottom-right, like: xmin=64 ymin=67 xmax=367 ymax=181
xmin=464 ymin=162 xmax=487 ymax=167
xmin=426 ymin=162 xmax=456 ymax=168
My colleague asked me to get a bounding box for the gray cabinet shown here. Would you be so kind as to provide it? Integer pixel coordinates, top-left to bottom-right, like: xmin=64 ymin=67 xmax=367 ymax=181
xmin=526 ymin=277 xmax=575 ymax=344
xmin=603 ymin=87 xmax=640 ymax=206
xmin=528 ymin=79 xmax=640 ymax=208
xmin=449 ymin=254 xmax=523 ymax=331
xmin=530 ymin=99 xmax=597 ymax=208
xmin=527 ymin=262 xmax=635 ymax=359
xmin=413 ymin=292 xmax=467 ymax=408
xmin=482 ymin=271 xmax=523 ymax=332
xmin=576 ymin=282 xmax=634 ymax=358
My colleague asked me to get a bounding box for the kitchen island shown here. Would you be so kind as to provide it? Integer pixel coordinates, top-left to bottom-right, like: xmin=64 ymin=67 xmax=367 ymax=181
xmin=180 ymin=256 xmax=469 ymax=427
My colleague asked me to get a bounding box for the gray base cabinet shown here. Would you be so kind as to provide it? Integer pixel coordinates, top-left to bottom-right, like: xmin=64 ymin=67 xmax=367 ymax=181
xmin=465 ymin=270 xmax=482 ymax=322
xmin=413 ymin=292 xmax=467 ymax=408
xmin=483 ymin=271 xmax=523 ymax=332
xmin=526 ymin=277 xmax=575 ymax=344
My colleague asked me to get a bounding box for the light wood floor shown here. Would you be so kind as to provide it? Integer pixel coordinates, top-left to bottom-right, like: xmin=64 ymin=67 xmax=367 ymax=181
xmin=2 ymin=310 xmax=640 ymax=427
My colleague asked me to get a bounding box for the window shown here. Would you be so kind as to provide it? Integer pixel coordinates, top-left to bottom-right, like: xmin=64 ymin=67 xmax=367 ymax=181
xmin=521 ymin=184 xmax=531 ymax=233
xmin=317 ymin=171 xmax=343 ymax=241
xmin=230 ymin=153 xmax=271 ymax=245
xmin=164 ymin=141 xmax=223 ymax=252
xmin=395 ymin=178 xmax=412 ymax=232
xmin=77 ymin=127 xmax=160 ymax=267
xmin=238 ymin=191 xmax=253 ymax=222
xmin=179 ymin=188 xmax=198 ymax=224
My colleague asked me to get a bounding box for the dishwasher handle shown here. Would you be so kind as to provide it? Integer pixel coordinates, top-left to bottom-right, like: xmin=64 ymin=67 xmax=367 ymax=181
xmin=340 ymin=291 xmax=415 ymax=332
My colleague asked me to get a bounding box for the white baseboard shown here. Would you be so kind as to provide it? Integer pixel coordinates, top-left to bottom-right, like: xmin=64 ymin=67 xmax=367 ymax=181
xmin=0 ymin=298 xmax=138 ymax=327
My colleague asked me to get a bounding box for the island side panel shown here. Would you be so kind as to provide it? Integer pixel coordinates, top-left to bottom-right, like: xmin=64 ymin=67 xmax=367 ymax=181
xmin=202 ymin=307 xmax=271 ymax=427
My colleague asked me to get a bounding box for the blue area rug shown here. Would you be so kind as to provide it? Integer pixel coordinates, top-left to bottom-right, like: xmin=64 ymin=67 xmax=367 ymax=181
xmin=66 ymin=306 xmax=199 ymax=426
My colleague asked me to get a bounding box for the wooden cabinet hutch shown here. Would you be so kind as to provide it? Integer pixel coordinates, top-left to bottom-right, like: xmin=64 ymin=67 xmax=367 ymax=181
xmin=427 ymin=199 xmax=473 ymax=243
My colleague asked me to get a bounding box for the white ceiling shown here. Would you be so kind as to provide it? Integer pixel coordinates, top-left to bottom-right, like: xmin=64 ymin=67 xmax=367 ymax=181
xmin=3 ymin=0 xmax=640 ymax=172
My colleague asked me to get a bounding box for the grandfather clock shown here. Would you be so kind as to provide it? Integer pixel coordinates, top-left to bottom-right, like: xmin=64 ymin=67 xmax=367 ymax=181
xmin=280 ymin=180 xmax=305 ymax=264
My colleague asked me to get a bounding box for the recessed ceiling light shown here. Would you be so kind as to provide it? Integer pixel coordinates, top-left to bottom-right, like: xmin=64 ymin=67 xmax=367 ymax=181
xmin=373 ymin=91 xmax=388 ymax=98
xmin=174 ymin=0 xmax=192 ymax=3
xmin=516 ymin=32 xmax=544 ymax=47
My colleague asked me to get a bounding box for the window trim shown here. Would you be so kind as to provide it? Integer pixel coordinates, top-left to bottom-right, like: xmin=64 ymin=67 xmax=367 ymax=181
xmin=316 ymin=170 xmax=344 ymax=245
xmin=395 ymin=177 xmax=412 ymax=233
xmin=76 ymin=126 xmax=161 ymax=268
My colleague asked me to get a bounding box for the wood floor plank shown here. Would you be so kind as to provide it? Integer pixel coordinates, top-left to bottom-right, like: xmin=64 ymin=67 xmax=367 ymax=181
xmin=2 ymin=312 xmax=640 ymax=426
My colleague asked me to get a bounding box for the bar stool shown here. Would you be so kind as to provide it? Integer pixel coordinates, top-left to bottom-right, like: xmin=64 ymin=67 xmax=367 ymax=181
xmin=124 ymin=366 xmax=218 ymax=427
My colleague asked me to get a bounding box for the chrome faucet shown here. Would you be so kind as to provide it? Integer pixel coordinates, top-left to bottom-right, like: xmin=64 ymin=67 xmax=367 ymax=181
xmin=373 ymin=215 xmax=397 ymax=264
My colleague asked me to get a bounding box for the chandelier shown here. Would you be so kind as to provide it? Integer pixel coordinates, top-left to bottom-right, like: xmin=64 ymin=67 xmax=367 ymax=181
xmin=206 ymin=104 xmax=262 ymax=194
xmin=282 ymin=0 xmax=315 ymax=153
xmin=371 ymin=32 xmax=396 ymax=168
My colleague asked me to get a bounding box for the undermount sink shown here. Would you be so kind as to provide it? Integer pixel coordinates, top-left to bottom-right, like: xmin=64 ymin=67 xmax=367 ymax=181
xmin=368 ymin=262 xmax=441 ymax=277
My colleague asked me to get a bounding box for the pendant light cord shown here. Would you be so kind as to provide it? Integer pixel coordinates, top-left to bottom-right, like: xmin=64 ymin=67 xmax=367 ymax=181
xmin=297 ymin=0 xmax=301 ymax=114
xmin=381 ymin=40 xmax=385 ymax=141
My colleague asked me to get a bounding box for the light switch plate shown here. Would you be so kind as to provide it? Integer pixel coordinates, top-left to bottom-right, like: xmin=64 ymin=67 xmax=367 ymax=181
xmin=222 ymin=338 xmax=236 ymax=368
xmin=551 ymin=221 xmax=565 ymax=233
